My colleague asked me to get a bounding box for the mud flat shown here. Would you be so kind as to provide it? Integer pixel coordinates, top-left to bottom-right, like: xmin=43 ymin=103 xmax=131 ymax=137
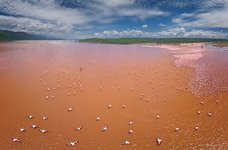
xmin=0 ymin=41 xmax=227 ymax=149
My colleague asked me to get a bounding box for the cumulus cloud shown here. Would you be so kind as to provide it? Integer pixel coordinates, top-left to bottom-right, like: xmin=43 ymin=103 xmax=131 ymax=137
xmin=0 ymin=0 xmax=227 ymax=39
xmin=142 ymin=24 xmax=148 ymax=28
xmin=0 ymin=0 xmax=169 ymax=38
xmin=94 ymin=27 xmax=228 ymax=38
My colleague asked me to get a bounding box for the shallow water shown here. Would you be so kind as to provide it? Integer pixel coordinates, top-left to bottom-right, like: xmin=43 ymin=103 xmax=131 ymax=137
xmin=0 ymin=41 xmax=227 ymax=150
xmin=155 ymin=43 xmax=228 ymax=96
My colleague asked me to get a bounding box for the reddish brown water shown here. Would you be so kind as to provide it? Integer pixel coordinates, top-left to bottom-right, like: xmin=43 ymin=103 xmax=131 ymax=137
xmin=0 ymin=41 xmax=227 ymax=150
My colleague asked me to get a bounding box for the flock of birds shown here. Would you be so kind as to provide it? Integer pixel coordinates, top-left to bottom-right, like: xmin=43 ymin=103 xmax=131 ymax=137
xmin=7 ymin=61 xmax=219 ymax=149
xmin=8 ymin=49 xmax=219 ymax=148
xmin=9 ymin=63 xmax=217 ymax=148
xmin=11 ymin=96 xmax=215 ymax=147
xmin=11 ymin=108 xmax=166 ymax=147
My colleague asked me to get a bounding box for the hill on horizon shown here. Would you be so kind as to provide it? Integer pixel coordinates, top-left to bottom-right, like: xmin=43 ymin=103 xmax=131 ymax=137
xmin=0 ymin=30 xmax=50 ymax=41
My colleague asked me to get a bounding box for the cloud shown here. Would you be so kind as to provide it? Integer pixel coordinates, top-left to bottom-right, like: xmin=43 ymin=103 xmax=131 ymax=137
xmin=94 ymin=27 xmax=228 ymax=38
xmin=0 ymin=15 xmax=89 ymax=39
xmin=172 ymin=0 xmax=228 ymax=28
xmin=0 ymin=0 xmax=92 ymax=25
xmin=159 ymin=23 xmax=166 ymax=27
xmin=97 ymin=0 xmax=135 ymax=7
xmin=142 ymin=24 xmax=148 ymax=28
xmin=116 ymin=8 xmax=169 ymax=20
xmin=0 ymin=0 xmax=169 ymax=38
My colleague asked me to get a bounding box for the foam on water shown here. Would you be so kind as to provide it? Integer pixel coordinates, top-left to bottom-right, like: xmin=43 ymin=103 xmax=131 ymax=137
xmin=155 ymin=44 xmax=228 ymax=96
xmin=155 ymin=44 xmax=205 ymax=67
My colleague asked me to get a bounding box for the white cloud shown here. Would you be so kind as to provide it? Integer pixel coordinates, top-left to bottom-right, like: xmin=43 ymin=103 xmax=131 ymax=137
xmin=97 ymin=0 xmax=135 ymax=7
xmin=0 ymin=0 xmax=169 ymax=38
xmin=172 ymin=18 xmax=183 ymax=24
xmin=180 ymin=13 xmax=196 ymax=18
xmin=142 ymin=24 xmax=148 ymax=28
xmin=0 ymin=0 xmax=92 ymax=25
xmin=185 ymin=8 xmax=228 ymax=28
xmin=94 ymin=27 xmax=228 ymax=38
xmin=95 ymin=29 xmax=144 ymax=37
xmin=159 ymin=23 xmax=166 ymax=27
xmin=117 ymin=8 xmax=168 ymax=20
xmin=172 ymin=0 xmax=228 ymax=28
xmin=0 ymin=15 xmax=89 ymax=39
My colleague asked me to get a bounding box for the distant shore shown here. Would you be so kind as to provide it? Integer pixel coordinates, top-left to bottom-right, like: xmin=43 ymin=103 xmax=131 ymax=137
xmin=79 ymin=38 xmax=228 ymax=47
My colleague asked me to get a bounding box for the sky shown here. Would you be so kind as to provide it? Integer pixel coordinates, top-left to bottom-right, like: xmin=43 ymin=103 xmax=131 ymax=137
xmin=0 ymin=0 xmax=228 ymax=39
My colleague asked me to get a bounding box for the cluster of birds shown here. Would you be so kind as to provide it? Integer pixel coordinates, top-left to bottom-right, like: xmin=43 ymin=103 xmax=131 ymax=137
xmin=12 ymin=102 xmax=166 ymax=147
xmin=12 ymin=100 xmax=215 ymax=147
xmin=10 ymin=63 xmax=216 ymax=148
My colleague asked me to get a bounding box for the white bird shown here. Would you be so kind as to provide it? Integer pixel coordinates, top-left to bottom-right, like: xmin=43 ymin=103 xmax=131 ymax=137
xmin=67 ymin=108 xmax=73 ymax=112
xmin=128 ymin=129 xmax=134 ymax=134
xmin=195 ymin=126 xmax=199 ymax=130
xmin=76 ymin=126 xmax=83 ymax=131
xmin=200 ymin=101 xmax=204 ymax=105
xmin=96 ymin=117 xmax=101 ymax=121
xmin=45 ymin=96 xmax=49 ymax=100
xmin=102 ymin=125 xmax=108 ymax=132
xmin=208 ymin=112 xmax=213 ymax=117
xmin=121 ymin=140 xmax=130 ymax=145
xmin=28 ymin=115 xmax=34 ymax=119
xmin=12 ymin=137 xmax=21 ymax=143
xmin=122 ymin=105 xmax=126 ymax=109
xmin=128 ymin=121 xmax=133 ymax=125
xmin=31 ymin=124 xmax=38 ymax=129
xmin=156 ymin=115 xmax=160 ymax=119
xmin=20 ymin=128 xmax=26 ymax=132
xmin=197 ymin=111 xmax=201 ymax=115
xmin=42 ymin=116 xmax=48 ymax=120
xmin=156 ymin=137 xmax=162 ymax=145
xmin=66 ymin=140 xmax=79 ymax=146
xmin=40 ymin=129 xmax=48 ymax=133
xmin=175 ymin=128 xmax=180 ymax=132
xmin=108 ymin=104 xmax=112 ymax=109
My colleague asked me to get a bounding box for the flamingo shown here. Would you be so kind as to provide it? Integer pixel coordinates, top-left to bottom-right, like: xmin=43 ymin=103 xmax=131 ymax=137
xmin=12 ymin=138 xmax=21 ymax=143
xmin=76 ymin=126 xmax=83 ymax=131
xmin=121 ymin=140 xmax=130 ymax=145
xmin=96 ymin=117 xmax=101 ymax=121
xmin=28 ymin=115 xmax=34 ymax=119
xmin=108 ymin=104 xmax=112 ymax=109
xmin=20 ymin=128 xmax=26 ymax=132
xmin=31 ymin=124 xmax=38 ymax=129
xmin=128 ymin=129 xmax=134 ymax=134
xmin=66 ymin=140 xmax=79 ymax=146
xmin=40 ymin=129 xmax=48 ymax=133
xmin=102 ymin=125 xmax=108 ymax=132
xmin=156 ymin=137 xmax=162 ymax=145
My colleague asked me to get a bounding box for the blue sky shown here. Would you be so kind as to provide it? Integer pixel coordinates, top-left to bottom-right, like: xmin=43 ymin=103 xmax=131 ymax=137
xmin=0 ymin=0 xmax=228 ymax=39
